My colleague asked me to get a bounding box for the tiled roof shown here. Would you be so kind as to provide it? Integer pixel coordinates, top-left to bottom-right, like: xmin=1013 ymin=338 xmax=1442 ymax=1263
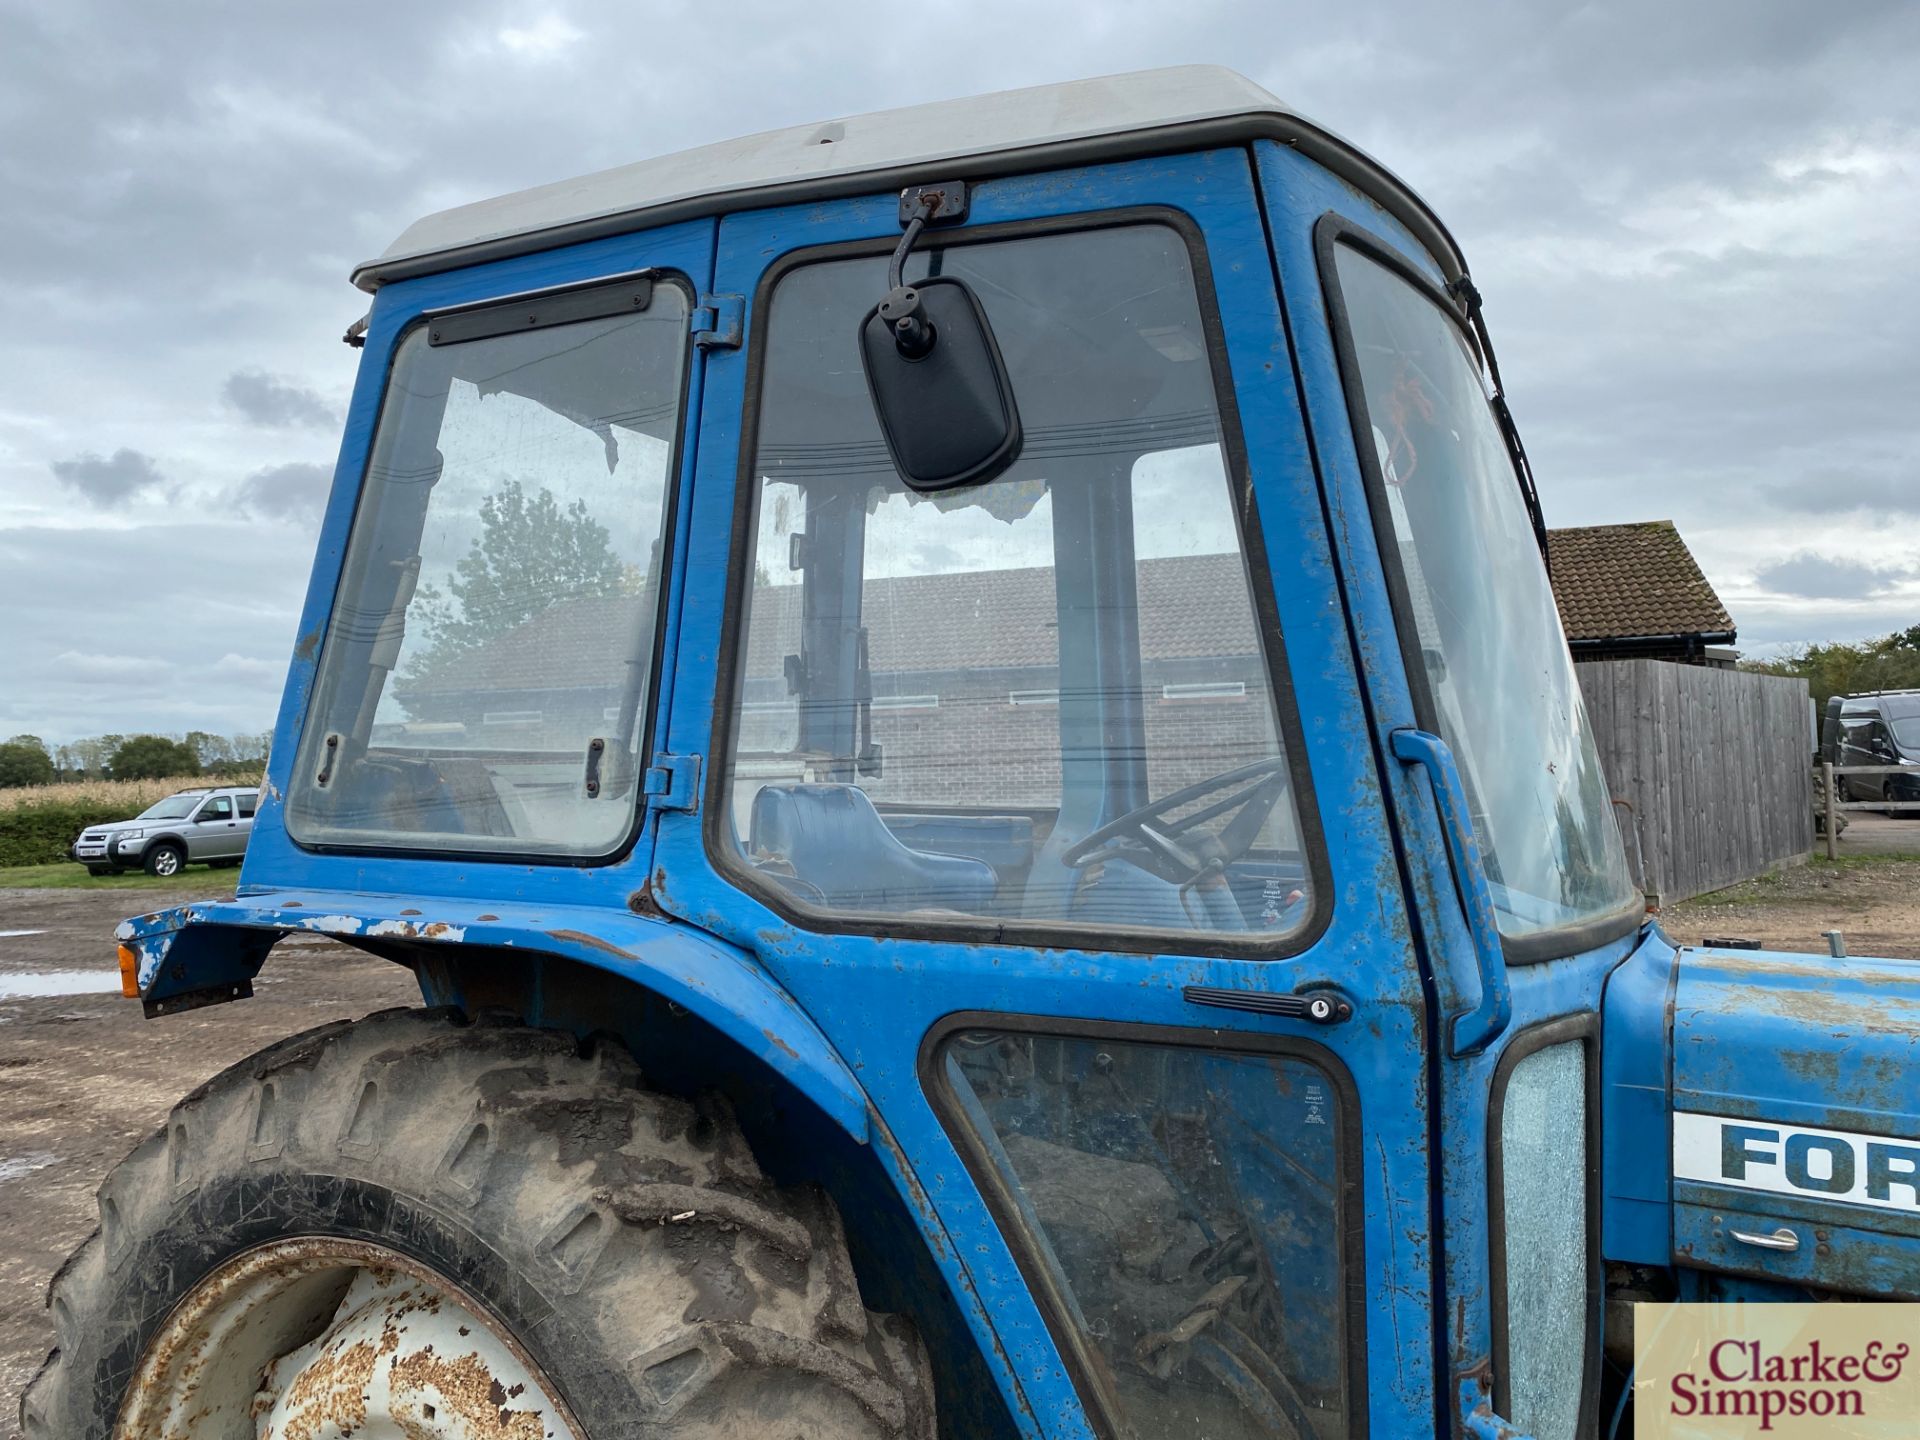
xmin=744 ymin=552 xmax=1258 ymax=677
xmin=1547 ymin=521 xmax=1735 ymax=645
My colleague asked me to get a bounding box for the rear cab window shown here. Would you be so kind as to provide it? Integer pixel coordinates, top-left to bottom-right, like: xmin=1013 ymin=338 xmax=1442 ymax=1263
xmin=286 ymin=277 xmax=691 ymax=858
xmin=716 ymin=222 xmax=1315 ymax=946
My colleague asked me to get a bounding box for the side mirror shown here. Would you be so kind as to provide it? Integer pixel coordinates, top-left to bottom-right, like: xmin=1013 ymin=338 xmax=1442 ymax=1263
xmin=860 ymin=277 xmax=1022 ymax=491
xmin=858 ymin=181 xmax=1022 ymax=492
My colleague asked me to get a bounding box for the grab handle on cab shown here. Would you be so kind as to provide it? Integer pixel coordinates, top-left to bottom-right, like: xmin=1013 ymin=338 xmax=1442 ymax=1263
xmin=1391 ymin=727 xmax=1512 ymax=1057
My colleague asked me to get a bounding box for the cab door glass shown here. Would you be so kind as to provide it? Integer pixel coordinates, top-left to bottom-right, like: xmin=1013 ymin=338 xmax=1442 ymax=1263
xmin=720 ymin=224 xmax=1311 ymax=942
xmin=198 ymin=797 xmax=233 ymax=823
xmin=937 ymin=1027 xmax=1354 ymax=1439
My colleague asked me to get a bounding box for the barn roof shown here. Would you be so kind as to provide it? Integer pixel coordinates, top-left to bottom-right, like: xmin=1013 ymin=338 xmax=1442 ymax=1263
xmin=1547 ymin=521 xmax=1735 ymax=646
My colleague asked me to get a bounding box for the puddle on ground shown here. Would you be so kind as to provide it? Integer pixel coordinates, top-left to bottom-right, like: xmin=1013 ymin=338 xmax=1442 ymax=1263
xmin=0 ymin=929 xmax=48 ymax=938
xmin=0 ymin=971 xmax=122 ymax=1000
xmin=0 ymin=1151 xmax=60 ymax=1183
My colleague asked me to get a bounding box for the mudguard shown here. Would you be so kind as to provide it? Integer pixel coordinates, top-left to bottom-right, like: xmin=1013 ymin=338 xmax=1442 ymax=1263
xmin=115 ymin=893 xmax=872 ymax=1140
xmin=1603 ymin=938 xmax=1920 ymax=1297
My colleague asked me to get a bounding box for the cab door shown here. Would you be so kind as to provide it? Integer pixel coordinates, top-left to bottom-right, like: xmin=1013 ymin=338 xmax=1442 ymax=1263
xmin=650 ymin=149 xmax=1444 ymax=1437
xmin=1256 ymin=139 xmax=1650 ymax=1440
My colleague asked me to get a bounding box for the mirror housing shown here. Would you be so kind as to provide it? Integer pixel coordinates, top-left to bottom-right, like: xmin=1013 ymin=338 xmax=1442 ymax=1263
xmin=859 ymin=276 xmax=1022 ymax=491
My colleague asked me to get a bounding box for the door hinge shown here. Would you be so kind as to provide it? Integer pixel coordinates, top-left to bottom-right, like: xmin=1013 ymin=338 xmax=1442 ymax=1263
xmin=643 ymin=753 xmax=703 ymax=812
xmin=690 ymin=294 xmax=744 ymax=350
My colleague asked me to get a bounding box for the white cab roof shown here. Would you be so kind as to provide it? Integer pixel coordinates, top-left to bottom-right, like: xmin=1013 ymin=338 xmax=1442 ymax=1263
xmin=355 ymin=66 xmax=1459 ymax=292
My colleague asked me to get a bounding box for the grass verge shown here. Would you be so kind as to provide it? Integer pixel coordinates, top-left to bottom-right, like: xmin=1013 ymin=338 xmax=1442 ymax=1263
xmin=0 ymin=862 xmax=238 ymax=893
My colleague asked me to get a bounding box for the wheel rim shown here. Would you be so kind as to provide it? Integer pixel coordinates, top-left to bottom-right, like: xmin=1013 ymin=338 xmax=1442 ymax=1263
xmin=154 ymin=850 xmax=179 ymax=876
xmin=116 ymin=1238 xmax=583 ymax=1439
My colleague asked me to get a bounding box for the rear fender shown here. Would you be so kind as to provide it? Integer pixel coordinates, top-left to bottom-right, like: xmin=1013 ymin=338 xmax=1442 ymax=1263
xmin=115 ymin=893 xmax=871 ymax=1140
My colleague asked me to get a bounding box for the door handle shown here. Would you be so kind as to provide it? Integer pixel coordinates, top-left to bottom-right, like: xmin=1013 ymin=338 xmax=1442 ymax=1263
xmin=1731 ymin=1226 xmax=1800 ymax=1253
xmin=1390 ymin=728 xmax=1511 ymax=1056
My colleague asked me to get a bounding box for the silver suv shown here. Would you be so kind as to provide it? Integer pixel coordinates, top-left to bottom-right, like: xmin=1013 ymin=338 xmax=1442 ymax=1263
xmin=70 ymin=785 xmax=258 ymax=877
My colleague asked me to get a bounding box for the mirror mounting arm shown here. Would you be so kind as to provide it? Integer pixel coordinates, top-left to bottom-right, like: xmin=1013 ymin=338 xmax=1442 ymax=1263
xmin=859 ymin=178 xmax=1021 ymax=491
xmin=878 ymin=182 xmax=971 ymax=358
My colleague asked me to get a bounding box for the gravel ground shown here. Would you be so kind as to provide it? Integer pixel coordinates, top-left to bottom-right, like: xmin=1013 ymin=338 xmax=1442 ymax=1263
xmin=1662 ymin=816 xmax=1920 ymax=959
xmin=0 ymin=882 xmax=417 ymax=1432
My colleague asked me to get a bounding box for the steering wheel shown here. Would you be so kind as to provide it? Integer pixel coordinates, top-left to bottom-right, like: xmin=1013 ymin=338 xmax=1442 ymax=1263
xmin=1058 ymin=757 xmax=1291 ymax=886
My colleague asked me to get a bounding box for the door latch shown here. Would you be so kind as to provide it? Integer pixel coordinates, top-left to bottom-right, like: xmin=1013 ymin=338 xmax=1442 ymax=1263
xmin=1182 ymin=986 xmax=1352 ymax=1024
xmin=1730 ymin=1225 xmax=1800 ymax=1253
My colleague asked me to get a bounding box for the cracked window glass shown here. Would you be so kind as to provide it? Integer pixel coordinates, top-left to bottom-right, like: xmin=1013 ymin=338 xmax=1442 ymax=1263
xmin=1498 ymin=1039 xmax=1589 ymax=1440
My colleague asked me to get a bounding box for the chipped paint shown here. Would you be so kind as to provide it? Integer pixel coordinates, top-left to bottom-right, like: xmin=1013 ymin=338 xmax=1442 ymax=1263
xmin=301 ymin=914 xmax=369 ymax=935
xmin=361 ymin=919 xmax=471 ymax=941
xmin=134 ymin=934 xmax=174 ymax=991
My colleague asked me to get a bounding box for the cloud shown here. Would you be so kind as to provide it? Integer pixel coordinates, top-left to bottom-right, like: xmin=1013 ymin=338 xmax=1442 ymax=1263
xmin=4 ymin=0 xmax=1920 ymax=740
xmin=222 ymin=370 xmax=337 ymax=428
xmin=52 ymin=650 xmax=176 ymax=685
xmin=1754 ymin=552 xmax=1915 ymax=599
xmin=496 ymin=15 xmax=585 ymax=58
xmin=49 ymin=448 xmax=167 ymax=507
xmin=208 ymin=652 xmax=285 ymax=681
xmin=1768 ymin=470 xmax=1920 ymax=515
xmin=235 ymin=461 xmax=334 ymax=520
xmin=0 ymin=523 xmax=307 ymax=741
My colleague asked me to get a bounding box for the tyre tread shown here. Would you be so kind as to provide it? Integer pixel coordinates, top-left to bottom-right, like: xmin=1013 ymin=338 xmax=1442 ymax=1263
xmin=23 ymin=1007 xmax=935 ymax=1439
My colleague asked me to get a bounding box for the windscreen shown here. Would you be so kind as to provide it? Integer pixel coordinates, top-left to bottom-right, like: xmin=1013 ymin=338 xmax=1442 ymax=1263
xmin=1332 ymin=245 xmax=1639 ymax=945
xmin=286 ymin=282 xmax=689 ymax=857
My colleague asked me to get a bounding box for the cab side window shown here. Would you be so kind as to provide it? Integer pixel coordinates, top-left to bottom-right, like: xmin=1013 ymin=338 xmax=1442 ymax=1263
xmin=719 ymin=223 xmax=1312 ymax=944
xmin=199 ymin=796 xmax=234 ymax=822
xmin=237 ymin=793 xmax=258 ymax=819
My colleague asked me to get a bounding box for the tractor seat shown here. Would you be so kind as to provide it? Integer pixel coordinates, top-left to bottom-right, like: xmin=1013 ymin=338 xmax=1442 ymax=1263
xmin=749 ymin=784 xmax=997 ymax=915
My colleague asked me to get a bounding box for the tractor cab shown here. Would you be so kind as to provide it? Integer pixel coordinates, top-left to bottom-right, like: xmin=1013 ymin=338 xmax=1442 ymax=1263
xmin=66 ymin=67 xmax=1920 ymax=1440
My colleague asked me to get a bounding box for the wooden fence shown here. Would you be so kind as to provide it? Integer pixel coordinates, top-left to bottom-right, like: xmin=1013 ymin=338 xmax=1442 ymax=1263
xmin=1576 ymin=660 xmax=1812 ymax=905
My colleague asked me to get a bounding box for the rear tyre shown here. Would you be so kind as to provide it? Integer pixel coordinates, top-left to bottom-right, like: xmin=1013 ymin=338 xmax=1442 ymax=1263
xmin=21 ymin=1008 xmax=935 ymax=1440
xmin=208 ymin=857 xmax=242 ymax=869
xmin=142 ymin=842 xmax=185 ymax=878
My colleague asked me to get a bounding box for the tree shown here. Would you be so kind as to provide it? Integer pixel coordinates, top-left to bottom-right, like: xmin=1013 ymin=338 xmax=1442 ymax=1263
xmin=406 ymin=479 xmax=625 ymax=684
xmin=1743 ymin=626 xmax=1920 ymax=710
xmin=186 ymin=730 xmax=233 ymax=771
xmin=108 ymin=734 xmax=202 ymax=780
xmin=0 ymin=739 xmax=55 ymax=788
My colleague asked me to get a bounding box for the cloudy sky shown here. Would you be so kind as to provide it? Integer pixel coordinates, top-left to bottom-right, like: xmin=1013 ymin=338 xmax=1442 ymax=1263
xmin=2 ymin=0 xmax=1915 ymax=744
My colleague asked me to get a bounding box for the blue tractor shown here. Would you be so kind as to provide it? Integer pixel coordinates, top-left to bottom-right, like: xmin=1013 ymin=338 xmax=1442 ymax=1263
xmin=30 ymin=67 xmax=1919 ymax=1440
